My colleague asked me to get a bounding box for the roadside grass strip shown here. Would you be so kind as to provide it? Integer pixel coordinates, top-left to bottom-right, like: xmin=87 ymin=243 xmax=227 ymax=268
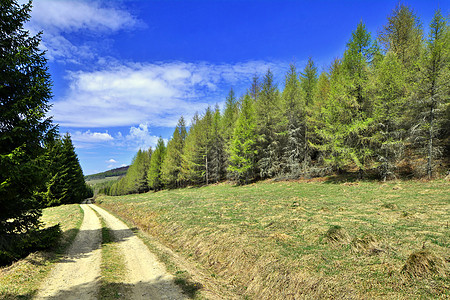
xmin=94 ymin=211 xmax=130 ymax=300
xmin=0 ymin=204 xmax=84 ymax=300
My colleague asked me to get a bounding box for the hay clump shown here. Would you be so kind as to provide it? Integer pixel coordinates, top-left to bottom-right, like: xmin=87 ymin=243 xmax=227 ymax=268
xmin=325 ymin=225 xmax=351 ymax=245
xmin=351 ymin=234 xmax=384 ymax=255
xmin=401 ymin=250 xmax=447 ymax=278
xmin=381 ymin=203 xmax=398 ymax=210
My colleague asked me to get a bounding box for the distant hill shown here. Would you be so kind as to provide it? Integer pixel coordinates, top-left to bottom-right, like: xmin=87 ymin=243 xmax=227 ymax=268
xmin=85 ymin=166 xmax=129 ymax=181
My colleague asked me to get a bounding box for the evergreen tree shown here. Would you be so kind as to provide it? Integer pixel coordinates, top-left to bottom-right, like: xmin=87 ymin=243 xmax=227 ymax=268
xmin=46 ymin=134 xmax=91 ymax=206
xmin=281 ymin=63 xmax=306 ymax=176
xmin=300 ymin=57 xmax=318 ymax=106
xmin=125 ymin=149 xmax=151 ymax=193
xmin=1 ymin=0 xmax=55 ymax=235
xmin=249 ymin=74 xmax=261 ymax=101
xmin=379 ymin=3 xmax=423 ymax=72
xmin=412 ymin=10 xmax=449 ymax=178
xmin=336 ymin=21 xmax=377 ymax=174
xmin=255 ymin=69 xmax=284 ymax=178
xmin=162 ymin=116 xmax=187 ymax=188
xmin=300 ymin=58 xmax=319 ymax=170
xmin=209 ymin=105 xmax=225 ymax=182
xmin=180 ymin=113 xmax=204 ymax=185
xmin=221 ymin=88 xmax=239 ymax=175
xmin=312 ymin=59 xmax=364 ymax=171
xmin=370 ymin=52 xmax=408 ymax=180
xmin=228 ymin=94 xmax=258 ymax=184
xmin=148 ymin=138 xmax=166 ymax=191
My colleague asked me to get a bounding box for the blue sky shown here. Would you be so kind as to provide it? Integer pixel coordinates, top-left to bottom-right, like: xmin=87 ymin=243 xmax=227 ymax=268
xmin=24 ymin=0 xmax=446 ymax=175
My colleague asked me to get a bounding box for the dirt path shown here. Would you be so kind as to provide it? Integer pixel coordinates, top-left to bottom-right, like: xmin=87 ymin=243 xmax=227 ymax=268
xmin=35 ymin=204 xmax=186 ymax=300
xmin=90 ymin=205 xmax=186 ymax=300
xmin=35 ymin=204 xmax=102 ymax=299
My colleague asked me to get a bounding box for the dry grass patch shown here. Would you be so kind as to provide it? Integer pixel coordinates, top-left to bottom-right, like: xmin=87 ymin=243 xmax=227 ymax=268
xmin=402 ymin=249 xmax=447 ymax=278
xmin=325 ymin=225 xmax=351 ymax=245
xmin=98 ymin=179 xmax=450 ymax=299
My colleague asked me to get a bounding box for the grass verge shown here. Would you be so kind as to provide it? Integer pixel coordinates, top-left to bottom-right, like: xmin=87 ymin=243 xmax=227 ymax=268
xmin=95 ymin=212 xmax=130 ymax=299
xmin=97 ymin=178 xmax=450 ymax=299
xmin=96 ymin=207 xmax=205 ymax=299
xmin=0 ymin=204 xmax=83 ymax=300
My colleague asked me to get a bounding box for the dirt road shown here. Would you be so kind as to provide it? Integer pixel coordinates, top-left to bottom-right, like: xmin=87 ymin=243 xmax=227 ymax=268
xmin=35 ymin=204 xmax=186 ymax=300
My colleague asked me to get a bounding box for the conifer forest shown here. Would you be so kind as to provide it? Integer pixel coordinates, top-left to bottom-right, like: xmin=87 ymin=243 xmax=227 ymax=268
xmin=106 ymin=5 xmax=449 ymax=196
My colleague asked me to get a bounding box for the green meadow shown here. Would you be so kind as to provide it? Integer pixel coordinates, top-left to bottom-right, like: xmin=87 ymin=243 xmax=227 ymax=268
xmin=97 ymin=178 xmax=449 ymax=299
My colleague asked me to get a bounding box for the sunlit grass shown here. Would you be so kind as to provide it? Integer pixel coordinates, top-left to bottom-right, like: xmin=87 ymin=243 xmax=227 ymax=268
xmin=0 ymin=204 xmax=83 ymax=300
xmin=98 ymin=179 xmax=449 ymax=299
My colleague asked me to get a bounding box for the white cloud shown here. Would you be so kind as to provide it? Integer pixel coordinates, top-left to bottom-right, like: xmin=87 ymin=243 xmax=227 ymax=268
xmin=50 ymin=60 xmax=284 ymax=128
xmin=107 ymin=159 xmax=117 ymax=163
xmin=25 ymin=0 xmax=140 ymax=62
xmin=71 ymin=130 xmax=114 ymax=142
xmin=31 ymin=0 xmax=138 ymax=33
xmin=120 ymin=123 xmax=161 ymax=151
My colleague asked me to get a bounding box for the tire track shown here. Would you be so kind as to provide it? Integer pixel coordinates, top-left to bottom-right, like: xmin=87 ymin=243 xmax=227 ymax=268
xmin=34 ymin=204 xmax=102 ymax=300
xmin=90 ymin=204 xmax=186 ymax=300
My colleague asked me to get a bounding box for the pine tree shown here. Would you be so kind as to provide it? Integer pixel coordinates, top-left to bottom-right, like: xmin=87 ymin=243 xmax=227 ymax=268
xmin=412 ymin=10 xmax=449 ymax=178
xmin=148 ymin=138 xmax=166 ymax=191
xmin=162 ymin=116 xmax=187 ymax=188
xmin=0 ymin=0 xmax=55 ymax=235
xmin=228 ymin=94 xmax=258 ymax=184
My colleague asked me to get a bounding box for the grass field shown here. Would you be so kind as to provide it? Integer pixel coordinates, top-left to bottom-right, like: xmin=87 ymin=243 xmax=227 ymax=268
xmin=0 ymin=204 xmax=83 ymax=300
xmin=86 ymin=175 xmax=121 ymax=186
xmin=97 ymin=178 xmax=449 ymax=299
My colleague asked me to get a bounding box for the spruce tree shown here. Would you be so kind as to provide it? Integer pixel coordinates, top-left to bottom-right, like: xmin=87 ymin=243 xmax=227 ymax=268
xmin=1 ymin=0 xmax=55 ymax=235
xmin=45 ymin=134 xmax=91 ymax=205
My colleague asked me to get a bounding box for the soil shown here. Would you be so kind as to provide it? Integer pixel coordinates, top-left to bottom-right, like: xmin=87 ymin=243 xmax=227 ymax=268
xmin=34 ymin=204 xmax=186 ymax=300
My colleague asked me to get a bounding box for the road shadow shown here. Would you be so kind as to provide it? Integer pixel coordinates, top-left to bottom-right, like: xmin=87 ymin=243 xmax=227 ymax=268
xmin=57 ymin=228 xmax=135 ymax=263
xmin=1 ymin=276 xmax=197 ymax=299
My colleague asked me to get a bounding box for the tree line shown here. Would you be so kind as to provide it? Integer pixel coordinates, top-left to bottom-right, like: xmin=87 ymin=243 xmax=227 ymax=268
xmin=1 ymin=0 xmax=92 ymax=265
xmin=105 ymin=5 xmax=449 ymax=196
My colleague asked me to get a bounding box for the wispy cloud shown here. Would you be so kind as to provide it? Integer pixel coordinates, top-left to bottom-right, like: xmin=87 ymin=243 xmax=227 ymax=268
xmin=25 ymin=0 xmax=141 ymax=62
xmin=30 ymin=0 xmax=138 ymax=33
xmin=50 ymin=60 xmax=283 ymax=128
